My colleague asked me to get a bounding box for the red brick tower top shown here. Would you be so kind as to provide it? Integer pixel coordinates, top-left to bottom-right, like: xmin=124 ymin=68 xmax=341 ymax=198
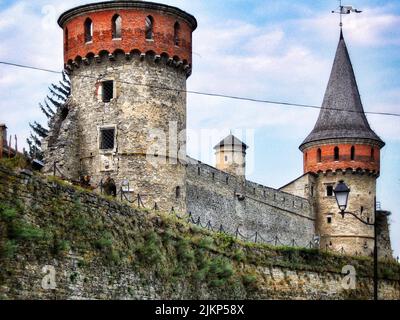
xmin=299 ymin=31 xmax=385 ymax=176
xmin=58 ymin=0 xmax=197 ymax=71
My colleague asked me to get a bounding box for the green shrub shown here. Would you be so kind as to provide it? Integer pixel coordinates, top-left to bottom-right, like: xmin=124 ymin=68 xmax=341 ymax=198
xmin=198 ymin=236 xmax=214 ymax=250
xmin=71 ymin=214 xmax=90 ymax=232
xmin=95 ymin=232 xmax=113 ymax=250
xmin=10 ymin=221 xmax=46 ymax=241
xmin=136 ymin=232 xmax=163 ymax=265
xmin=176 ymin=239 xmax=195 ymax=264
xmin=0 ymin=205 xmax=17 ymax=221
xmin=1 ymin=240 xmax=18 ymax=258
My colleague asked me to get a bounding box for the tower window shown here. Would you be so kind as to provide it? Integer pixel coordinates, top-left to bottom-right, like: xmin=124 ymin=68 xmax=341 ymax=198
xmin=226 ymin=177 xmax=229 ymax=184
xmin=102 ymin=80 xmax=114 ymax=102
xmin=224 ymin=155 xmax=228 ymax=162
xmin=317 ymin=148 xmax=322 ymax=163
xmin=327 ymin=216 xmax=332 ymax=224
xmin=100 ymin=128 xmax=115 ymax=150
xmin=84 ymin=18 xmax=93 ymax=43
xmin=351 ymin=146 xmax=355 ymax=161
xmin=371 ymin=148 xmax=375 ymax=161
xmin=305 ymin=152 xmax=308 ymax=162
xmin=174 ymin=22 xmax=180 ymax=46
xmin=112 ymin=14 xmax=122 ymax=39
xmin=145 ymin=16 xmax=154 ymax=40
xmin=334 ymin=146 xmax=339 ymax=161
xmin=175 ymin=186 xmax=181 ymax=199
xmin=197 ymin=167 xmax=201 ymax=175
xmin=326 ymin=185 xmax=333 ymax=197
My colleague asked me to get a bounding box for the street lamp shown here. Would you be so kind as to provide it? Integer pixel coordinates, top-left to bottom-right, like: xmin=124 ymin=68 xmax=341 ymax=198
xmin=333 ymin=180 xmax=378 ymax=301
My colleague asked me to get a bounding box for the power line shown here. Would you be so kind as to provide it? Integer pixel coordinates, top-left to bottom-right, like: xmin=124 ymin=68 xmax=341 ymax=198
xmin=1 ymin=60 xmax=399 ymax=118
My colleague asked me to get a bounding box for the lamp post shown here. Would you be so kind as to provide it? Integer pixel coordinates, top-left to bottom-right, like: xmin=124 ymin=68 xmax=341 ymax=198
xmin=333 ymin=180 xmax=378 ymax=301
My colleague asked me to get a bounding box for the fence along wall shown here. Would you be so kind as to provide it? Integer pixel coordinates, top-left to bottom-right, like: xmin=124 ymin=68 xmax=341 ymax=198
xmin=186 ymin=159 xmax=316 ymax=247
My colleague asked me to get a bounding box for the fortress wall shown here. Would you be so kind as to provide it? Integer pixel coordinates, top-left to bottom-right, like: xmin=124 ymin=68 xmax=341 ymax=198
xmin=186 ymin=160 xmax=316 ymax=247
xmin=1 ymin=165 xmax=399 ymax=300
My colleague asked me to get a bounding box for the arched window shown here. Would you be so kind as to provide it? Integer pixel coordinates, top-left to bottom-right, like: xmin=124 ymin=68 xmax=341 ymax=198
xmin=317 ymin=148 xmax=322 ymax=163
xmin=65 ymin=28 xmax=69 ymax=51
xmin=84 ymin=18 xmax=93 ymax=43
xmin=174 ymin=22 xmax=180 ymax=46
xmin=371 ymin=147 xmax=375 ymax=161
xmin=112 ymin=14 xmax=122 ymax=39
xmin=334 ymin=146 xmax=339 ymax=161
xmin=145 ymin=16 xmax=154 ymax=40
xmin=175 ymin=186 xmax=181 ymax=199
xmin=351 ymin=146 xmax=355 ymax=161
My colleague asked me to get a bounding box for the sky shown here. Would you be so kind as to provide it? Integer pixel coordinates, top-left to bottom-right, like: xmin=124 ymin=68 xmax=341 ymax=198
xmin=0 ymin=0 xmax=398 ymax=258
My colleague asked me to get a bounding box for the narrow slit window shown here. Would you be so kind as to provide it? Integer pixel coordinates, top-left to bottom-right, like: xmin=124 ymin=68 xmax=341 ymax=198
xmin=351 ymin=146 xmax=355 ymax=161
xmin=112 ymin=14 xmax=122 ymax=39
xmin=174 ymin=22 xmax=180 ymax=46
xmin=84 ymin=18 xmax=93 ymax=43
xmin=371 ymin=148 xmax=375 ymax=161
xmin=327 ymin=216 xmax=332 ymax=224
xmin=175 ymin=186 xmax=181 ymax=199
xmin=145 ymin=16 xmax=154 ymax=40
xmin=317 ymin=148 xmax=322 ymax=163
xmin=327 ymin=185 xmax=333 ymax=197
xmin=102 ymin=81 xmax=114 ymax=102
xmin=100 ymin=128 xmax=115 ymax=150
xmin=334 ymin=146 xmax=339 ymax=161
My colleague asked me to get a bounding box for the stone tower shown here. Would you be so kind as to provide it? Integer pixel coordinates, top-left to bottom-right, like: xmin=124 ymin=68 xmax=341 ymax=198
xmin=214 ymin=134 xmax=248 ymax=178
xmin=44 ymin=1 xmax=197 ymax=213
xmin=299 ymin=31 xmax=386 ymax=256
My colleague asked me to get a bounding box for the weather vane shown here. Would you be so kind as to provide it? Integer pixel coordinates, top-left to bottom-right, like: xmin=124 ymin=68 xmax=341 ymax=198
xmin=331 ymin=0 xmax=362 ymax=29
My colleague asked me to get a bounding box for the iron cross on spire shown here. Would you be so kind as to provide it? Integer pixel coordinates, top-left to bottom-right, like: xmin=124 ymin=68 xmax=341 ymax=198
xmin=331 ymin=0 xmax=362 ymax=28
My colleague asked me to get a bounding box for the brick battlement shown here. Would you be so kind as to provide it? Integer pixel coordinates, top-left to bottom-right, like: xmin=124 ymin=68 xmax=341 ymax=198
xmin=58 ymin=1 xmax=197 ymax=66
xmin=303 ymin=143 xmax=380 ymax=175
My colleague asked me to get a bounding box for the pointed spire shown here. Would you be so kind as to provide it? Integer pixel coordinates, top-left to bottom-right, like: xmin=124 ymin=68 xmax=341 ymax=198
xmin=300 ymin=32 xmax=384 ymax=150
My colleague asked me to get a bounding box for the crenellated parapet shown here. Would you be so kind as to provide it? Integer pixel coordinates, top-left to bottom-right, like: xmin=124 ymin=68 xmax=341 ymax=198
xmin=64 ymin=48 xmax=193 ymax=78
xmin=58 ymin=1 xmax=197 ymax=73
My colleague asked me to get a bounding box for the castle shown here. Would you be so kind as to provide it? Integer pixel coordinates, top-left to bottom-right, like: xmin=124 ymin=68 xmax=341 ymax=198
xmin=42 ymin=0 xmax=393 ymax=258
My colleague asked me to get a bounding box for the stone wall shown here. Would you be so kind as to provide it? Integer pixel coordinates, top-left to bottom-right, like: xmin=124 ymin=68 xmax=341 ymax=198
xmin=0 ymin=165 xmax=399 ymax=300
xmin=43 ymin=54 xmax=188 ymax=213
xmin=186 ymin=159 xmax=316 ymax=247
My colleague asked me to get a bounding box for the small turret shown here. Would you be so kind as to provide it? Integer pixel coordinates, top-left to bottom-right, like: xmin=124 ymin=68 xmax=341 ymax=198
xmin=214 ymin=134 xmax=248 ymax=178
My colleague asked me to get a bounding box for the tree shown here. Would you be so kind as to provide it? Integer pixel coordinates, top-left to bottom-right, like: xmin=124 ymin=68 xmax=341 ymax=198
xmin=26 ymin=71 xmax=71 ymax=160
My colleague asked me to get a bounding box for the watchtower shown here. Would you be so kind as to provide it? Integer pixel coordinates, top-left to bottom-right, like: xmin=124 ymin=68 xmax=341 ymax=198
xmin=46 ymin=1 xmax=197 ymax=212
xmin=300 ymin=31 xmax=385 ymax=256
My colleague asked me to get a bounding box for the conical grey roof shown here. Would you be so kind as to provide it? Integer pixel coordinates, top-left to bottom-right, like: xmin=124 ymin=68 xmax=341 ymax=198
xmin=214 ymin=134 xmax=248 ymax=150
xmin=300 ymin=31 xmax=384 ymax=150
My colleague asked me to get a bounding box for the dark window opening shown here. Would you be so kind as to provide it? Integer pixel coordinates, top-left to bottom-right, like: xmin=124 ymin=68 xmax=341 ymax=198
xmin=334 ymin=146 xmax=339 ymax=161
xmin=311 ymin=186 xmax=314 ymax=196
xmin=224 ymin=155 xmax=228 ymax=162
xmin=327 ymin=185 xmax=333 ymax=197
xmin=100 ymin=128 xmax=115 ymax=150
xmin=84 ymin=18 xmax=93 ymax=43
xmin=174 ymin=22 xmax=180 ymax=46
xmin=197 ymin=167 xmax=201 ymax=175
xmin=305 ymin=152 xmax=308 ymax=162
xmin=212 ymin=173 xmax=215 ymax=180
xmin=112 ymin=14 xmax=122 ymax=39
xmin=317 ymin=148 xmax=322 ymax=163
xmin=351 ymin=146 xmax=355 ymax=160
xmin=371 ymin=148 xmax=375 ymax=161
xmin=102 ymin=81 xmax=114 ymax=102
xmin=360 ymin=206 xmax=364 ymax=213
xmin=145 ymin=16 xmax=154 ymax=40
xmin=226 ymin=177 xmax=229 ymax=184
xmin=175 ymin=186 xmax=181 ymax=199
xmin=327 ymin=216 xmax=332 ymax=224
